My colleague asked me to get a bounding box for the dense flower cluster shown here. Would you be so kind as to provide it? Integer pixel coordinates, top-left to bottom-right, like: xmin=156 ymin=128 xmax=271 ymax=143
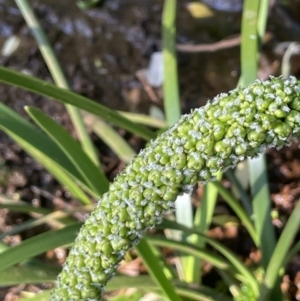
xmin=51 ymin=76 xmax=300 ymax=301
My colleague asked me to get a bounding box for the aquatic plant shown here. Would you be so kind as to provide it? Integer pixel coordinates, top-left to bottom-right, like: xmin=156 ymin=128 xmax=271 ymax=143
xmin=51 ymin=76 xmax=300 ymax=300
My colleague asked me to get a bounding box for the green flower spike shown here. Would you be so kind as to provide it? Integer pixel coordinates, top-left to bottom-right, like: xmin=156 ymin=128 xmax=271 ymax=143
xmin=51 ymin=76 xmax=300 ymax=300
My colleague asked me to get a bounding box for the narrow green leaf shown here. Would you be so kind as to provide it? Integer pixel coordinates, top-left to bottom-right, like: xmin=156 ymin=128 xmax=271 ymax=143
xmin=15 ymin=0 xmax=100 ymax=166
xmin=240 ymin=0 xmax=260 ymax=86
xmin=257 ymin=0 xmax=269 ymax=41
xmin=25 ymin=106 xmax=109 ymax=195
xmin=225 ymin=170 xmax=252 ymax=216
xmin=0 ymin=199 xmax=51 ymax=215
xmin=0 ymin=242 xmax=9 ymax=253
xmin=0 ymin=223 xmax=82 ymax=272
xmin=111 ymin=275 xmax=233 ymax=301
xmin=249 ymin=155 xmax=275 ymax=265
xmin=0 ymin=66 xmax=155 ymax=141
xmin=0 ymin=102 xmax=91 ymax=204
xmin=218 ymin=269 xmax=241 ymax=298
xmin=258 ymin=200 xmax=300 ymax=301
xmin=284 ymin=240 xmax=300 ymax=268
xmin=18 ymin=276 xmax=232 ymax=301
xmin=84 ymin=114 xmax=136 ymax=163
xmin=119 ymin=111 xmax=167 ymax=128
xmin=162 ymin=0 xmax=180 ymax=125
xmin=0 ymin=263 xmax=60 ymax=286
xmin=186 ymin=172 xmax=222 ymax=283
xmin=19 ymin=291 xmax=51 ymax=301
xmin=241 ymin=0 xmax=279 ymax=298
xmin=136 ymin=238 xmax=183 ymax=301
xmin=158 ymin=219 xmax=259 ymax=295
xmin=110 ymin=291 xmax=143 ymax=301
xmin=0 ymin=210 xmax=77 ymax=241
xmin=148 ymin=236 xmax=230 ymax=271
xmin=162 ymin=0 xmax=194 ymax=284
xmin=212 ymin=181 xmax=258 ymax=246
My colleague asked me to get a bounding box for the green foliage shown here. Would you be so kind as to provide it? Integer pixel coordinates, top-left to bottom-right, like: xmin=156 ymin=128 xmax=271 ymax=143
xmin=0 ymin=1 xmax=299 ymax=301
xmin=51 ymin=76 xmax=300 ymax=300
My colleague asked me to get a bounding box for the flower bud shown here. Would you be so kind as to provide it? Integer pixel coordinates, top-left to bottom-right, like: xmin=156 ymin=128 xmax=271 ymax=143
xmin=51 ymin=76 xmax=300 ymax=301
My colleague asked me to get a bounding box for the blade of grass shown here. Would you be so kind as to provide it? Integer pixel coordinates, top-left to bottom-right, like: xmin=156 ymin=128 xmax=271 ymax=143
xmin=162 ymin=0 xmax=181 ymax=125
xmin=0 ymin=210 xmax=78 ymax=240
xmin=241 ymin=2 xmax=278 ymax=298
xmin=0 ymin=199 xmax=51 ymax=215
xmin=185 ymin=172 xmax=222 ymax=283
xmin=0 ymin=102 xmax=91 ymax=204
xmin=258 ymin=199 xmax=300 ymax=301
xmin=240 ymin=0 xmax=260 ymax=87
xmin=83 ymin=113 xmax=136 ymax=163
xmin=19 ymin=291 xmax=51 ymax=301
xmin=212 ymin=181 xmax=258 ymax=246
xmin=257 ymin=0 xmax=269 ymax=41
xmin=25 ymin=106 xmax=109 ymax=195
xmin=119 ymin=111 xmax=167 ymax=128
xmin=0 ymin=222 xmax=82 ymax=272
xmin=136 ymin=239 xmax=183 ymax=301
xmin=162 ymin=0 xmax=195 ymax=283
xmin=148 ymin=235 xmax=256 ymax=288
xmin=248 ymin=154 xmax=276 ymax=266
xmin=0 ymin=66 xmax=155 ymax=141
xmin=225 ymin=170 xmax=252 ymax=216
xmin=0 ymin=242 xmax=9 ymax=253
xmin=148 ymin=236 xmax=230 ymax=270
xmin=158 ymin=219 xmax=259 ymax=295
xmin=15 ymin=0 xmax=99 ymax=166
xmin=0 ymin=263 xmax=61 ymax=286
xmin=18 ymin=276 xmax=232 ymax=301
xmin=217 ymin=269 xmax=241 ymax=298
xmin=284 ymin=240 xmax=300 ymax=268
xmin=145 ymin=239 xmax=177 ymax=280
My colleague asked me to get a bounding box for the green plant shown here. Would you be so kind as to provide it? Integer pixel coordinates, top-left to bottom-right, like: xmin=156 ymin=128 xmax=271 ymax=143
xmin=50 ymin=75 xmax=300 ymax=300
xmin=0 ymin=1 xmax=300 ymax=301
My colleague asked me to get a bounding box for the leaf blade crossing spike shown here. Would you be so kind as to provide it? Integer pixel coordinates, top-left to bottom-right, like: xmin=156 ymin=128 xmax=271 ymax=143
xmin=51 ymin=76 xmax=300 ymax=300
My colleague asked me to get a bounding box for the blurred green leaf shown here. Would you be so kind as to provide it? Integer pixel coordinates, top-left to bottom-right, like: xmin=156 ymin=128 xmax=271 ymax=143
xmin=119 ymin=111 xmax=166 ymax=128
xmin=162 ymin=0 xmax=194 ymax=284
xmin=212 ymin=181 xmax=258 ymax=246
xmin=0 ymin=223 xmax=82 ymax=272
xmin=26 ymin=106 xmax=109 ymax=195
xmin=0 ymin=102 xmax=91 ymax=204
xmin=149 ymin=236 xmax=231 ymax=270
xmin=158 ymin=219 xmax=259 ymax=295
xmin=19 ymin=291 xmax=51 ymax=301
xmin=136 ymin=239 xmax=183 ymax=301
xmin=162 ymin=0 xmax=180 ymax=126
xmin=225 ymin=170 xmax=252 ymax=216
xmin=186 ymin=172 xmax=222 ymax=283
xmin=0 ymin=67 xmax=155 ymax=141
xmin=211 ymin=215 xmax=239 ymax=227
xmin=15 ymin=0 xmax=100 ymax=166
xmin=259 ymin=199 xmax=300 ymax=301
xmin=108 ymin=272 xmax=232 ymax=301
xmin=110 ymin=291 xmax=144 ymax=301
xmin=0 ymin=263 xmax=60 ymax=286
xmin=0 ymin=210 xmax=77 ymax=240
xmin=241 ymin=0 xmax=278 ymax=297
xmin=84 ymin=113 xmax=136 ymax=163
xmin=18 ymin=275 xmax=232 ymax=301
xmin=0 ymin=198 xmax=51 ymax=215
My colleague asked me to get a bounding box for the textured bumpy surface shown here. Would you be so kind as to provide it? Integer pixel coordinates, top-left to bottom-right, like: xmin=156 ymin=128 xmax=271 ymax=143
xmin=52 ymin=76 xmax=300 ymax=300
